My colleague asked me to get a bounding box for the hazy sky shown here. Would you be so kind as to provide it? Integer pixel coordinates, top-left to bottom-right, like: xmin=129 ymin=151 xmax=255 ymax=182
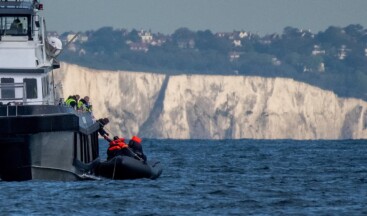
xmin=41 ymin=0 xmax=367 ymax=35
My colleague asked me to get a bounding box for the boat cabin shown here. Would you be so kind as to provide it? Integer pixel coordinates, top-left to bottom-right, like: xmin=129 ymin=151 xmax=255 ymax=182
xmin=0 ymin=0 xmax=42 ymax=42
xmin=0 ymin=0 xmax=58 ymax=106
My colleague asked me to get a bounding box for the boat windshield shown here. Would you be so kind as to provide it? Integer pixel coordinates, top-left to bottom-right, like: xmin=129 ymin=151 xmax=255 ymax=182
xmin=0 ymin=15 xmax=29 ymax=36
xmin=0 ymin=0 xmax=33 ymax=9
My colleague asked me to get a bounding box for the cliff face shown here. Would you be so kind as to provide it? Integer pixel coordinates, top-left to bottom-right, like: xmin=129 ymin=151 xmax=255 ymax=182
xmin=54 ymin=63 xmax=166 ymax=137
xmin=54 ymin=63 xmax=367 ymax=139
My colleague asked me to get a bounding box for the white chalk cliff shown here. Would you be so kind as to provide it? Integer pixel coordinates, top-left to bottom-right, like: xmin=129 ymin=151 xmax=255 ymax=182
xmin=54 ymin=63 xmax=367 ymax=140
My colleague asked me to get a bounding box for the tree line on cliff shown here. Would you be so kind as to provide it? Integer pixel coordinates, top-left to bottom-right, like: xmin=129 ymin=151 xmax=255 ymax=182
xmin=59 ymin=24 xmax=367 ymax=101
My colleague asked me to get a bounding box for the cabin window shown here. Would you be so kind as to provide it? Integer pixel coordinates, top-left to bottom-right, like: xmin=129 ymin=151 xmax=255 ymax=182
xmin=0 ymin=16 xmax=30 ymax=37
xmin=0 ymin=78 xmax=15 ymax=99
xmin=23 ymin=78 xmax=37 ymax=99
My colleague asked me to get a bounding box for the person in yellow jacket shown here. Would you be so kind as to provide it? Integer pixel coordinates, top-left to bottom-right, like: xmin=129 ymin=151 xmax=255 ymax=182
xmin=65 ymin=94 xmax=80 ymax=109
xmin=77 ymin=96 xmax=92 ymax=112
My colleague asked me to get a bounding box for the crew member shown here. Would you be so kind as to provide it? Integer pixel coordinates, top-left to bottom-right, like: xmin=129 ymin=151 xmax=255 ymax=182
xmin=97 ymin=118 xmax=110 ymax=137
xmin=77 ymin=96 xmax=92 ymax=112
xmin=10 ymin=18 xmax=23 ymax=33
xmin=65 ymin=94 xmax=80 ymax=109
xmin=128 ymin=135 xmax=147 ymax=162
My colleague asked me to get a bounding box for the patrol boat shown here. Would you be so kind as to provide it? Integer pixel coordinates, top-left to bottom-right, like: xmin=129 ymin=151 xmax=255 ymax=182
xmin=0 ymin=0 xmax=100 ymax=181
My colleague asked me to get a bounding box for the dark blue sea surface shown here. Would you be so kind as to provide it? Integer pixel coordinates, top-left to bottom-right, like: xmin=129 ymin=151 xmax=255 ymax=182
xmin=1 ymin=139 xmax=367 ymax=215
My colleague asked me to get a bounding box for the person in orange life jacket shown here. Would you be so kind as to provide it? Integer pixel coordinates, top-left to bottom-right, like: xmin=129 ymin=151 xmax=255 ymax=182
xmin=103 ymin=135 xmax=135 ymax=160
xmin=128 ymin=136 xmax=147 ymax=162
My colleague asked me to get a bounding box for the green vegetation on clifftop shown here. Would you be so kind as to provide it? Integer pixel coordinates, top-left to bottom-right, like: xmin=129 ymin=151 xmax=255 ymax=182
xmin=59 ymin=25 xmax=367 ymax=101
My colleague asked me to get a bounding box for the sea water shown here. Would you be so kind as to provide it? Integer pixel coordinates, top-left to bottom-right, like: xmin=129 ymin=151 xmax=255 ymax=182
xmin=0 ymin=139 xmax=366 ymax=215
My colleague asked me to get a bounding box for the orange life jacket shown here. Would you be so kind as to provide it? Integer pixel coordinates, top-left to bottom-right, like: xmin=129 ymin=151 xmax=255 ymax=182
xmin=108 ymin=138 xmax=128 ymax=151
xmin=131 ymin=135 xmax=142 ymax=144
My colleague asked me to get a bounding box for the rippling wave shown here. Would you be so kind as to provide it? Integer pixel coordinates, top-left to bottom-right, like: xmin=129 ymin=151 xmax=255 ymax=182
xmin=1 ymin=139 xmax=366 ymax=215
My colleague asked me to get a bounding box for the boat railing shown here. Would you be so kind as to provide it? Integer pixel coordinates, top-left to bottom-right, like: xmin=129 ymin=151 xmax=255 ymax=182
xmin=0 ymin=82 xmax=54 ymax=107
xmin=0 ymin=82 xmax=27 ymax=104
xmin=0 ymin=82 xmax=25 ymax=117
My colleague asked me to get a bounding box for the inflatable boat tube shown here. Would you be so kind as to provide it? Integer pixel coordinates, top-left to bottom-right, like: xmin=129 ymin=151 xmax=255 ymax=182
xmin=94 ymin=156 xmax=162 ymax=180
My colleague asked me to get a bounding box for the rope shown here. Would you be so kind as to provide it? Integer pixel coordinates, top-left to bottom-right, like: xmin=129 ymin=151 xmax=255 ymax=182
xmin=112 ymin=157 xmax=118 ymax=179
xmin=127 ymin=147 xmax=144 ymax=161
